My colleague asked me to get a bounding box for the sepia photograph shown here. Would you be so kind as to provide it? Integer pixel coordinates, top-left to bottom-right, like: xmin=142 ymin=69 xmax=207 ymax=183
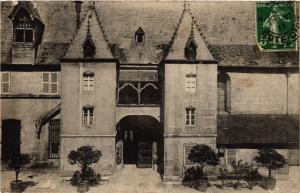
xmin=0 ymin=1 xmax=299 ymax=192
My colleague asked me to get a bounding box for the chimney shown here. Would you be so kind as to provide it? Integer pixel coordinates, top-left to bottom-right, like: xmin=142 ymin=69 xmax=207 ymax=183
xmin=74 ymin=1 xmax=83 ymax=31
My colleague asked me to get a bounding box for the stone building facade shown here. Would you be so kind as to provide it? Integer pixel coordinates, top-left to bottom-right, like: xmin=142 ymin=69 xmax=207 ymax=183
xmin=1 ymin=1 xmax=299 ymax=182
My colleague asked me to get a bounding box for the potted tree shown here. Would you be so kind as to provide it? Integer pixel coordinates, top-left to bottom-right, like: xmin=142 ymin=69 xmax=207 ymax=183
xmin=68 ymin=145 xmax=102 ymax=193
xmin=187 ymin=144 xmax=219 ymax=191
xmin=4 ymin=153 xmax=32 ymax=193
xmin=254 ymin=148 xmax=287 ymax=190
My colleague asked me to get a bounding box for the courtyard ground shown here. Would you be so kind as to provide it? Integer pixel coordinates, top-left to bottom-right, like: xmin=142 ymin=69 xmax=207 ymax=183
xmin=1 ymin=165 xmax=300 ymax=193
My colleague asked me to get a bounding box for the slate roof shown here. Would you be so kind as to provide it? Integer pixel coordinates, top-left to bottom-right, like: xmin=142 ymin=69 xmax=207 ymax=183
xmin=36 ymin=42 xmax=69 ymax=65
xmin=217 ymin=114 xmax=299 ymax=148
xmin=1 ymin=1 xmax=299 ymax=66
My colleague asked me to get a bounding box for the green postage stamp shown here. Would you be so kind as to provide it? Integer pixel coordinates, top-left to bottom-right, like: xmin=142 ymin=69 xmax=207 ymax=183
xmin=256 ymin=1 xmax=297 ymax=51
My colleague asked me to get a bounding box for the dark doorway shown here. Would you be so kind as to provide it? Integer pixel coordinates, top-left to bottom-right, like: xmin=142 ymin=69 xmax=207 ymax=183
xmin=116 ymin=116 xmax=163 ymax=168
xmin=1 ymin=119 xmax=21 ymax=161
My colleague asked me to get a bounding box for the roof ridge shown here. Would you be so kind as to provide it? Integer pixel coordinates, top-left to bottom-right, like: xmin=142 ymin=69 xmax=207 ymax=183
xmin=63 ymin=10 xmax=90 ymax=58
xmin=93 ymin=6 xmax=115 ymax=58
xmin=162 ymin=1 xmax=186 ymax=60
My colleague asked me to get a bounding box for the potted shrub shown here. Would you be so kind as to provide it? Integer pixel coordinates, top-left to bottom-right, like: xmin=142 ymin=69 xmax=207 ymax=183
xmin=4 ymin=153 xmax=32 ymax=193
xmin=68 ymin=145 xmax=102 ymax=193
xmin=186 ymin=144 xmax=219 ymax=191
xmin=231 ymin=160 xmax=246 ymax=190
xmin=254 ymin=148 xmax=287 ymax=190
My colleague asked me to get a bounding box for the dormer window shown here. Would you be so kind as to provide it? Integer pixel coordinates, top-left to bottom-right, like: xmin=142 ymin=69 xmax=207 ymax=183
xmin=15 ymin=16 xmax=34 ymax=42
xmin=135 ymin=27 xmax=145 ymax=44
xmin=9 ymin=2 xmax=45 ymax=44
xmin=185 ymin=37 xmax=197 ymax=60
xmin=8 ymin=2 xmax=45 ymax=64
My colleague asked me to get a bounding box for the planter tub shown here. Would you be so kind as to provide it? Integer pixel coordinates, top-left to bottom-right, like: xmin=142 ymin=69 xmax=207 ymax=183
xmin=77 ymin=180 xmax=89 ymax=193
xmin=10 ymin=180 xmax=24 ymax=193
xmin=264 ymin=178 xmax=276 ymax=190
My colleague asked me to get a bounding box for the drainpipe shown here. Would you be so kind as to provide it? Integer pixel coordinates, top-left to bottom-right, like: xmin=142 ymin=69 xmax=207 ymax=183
xmin=285 ymin=70 xmax=291 ymax=115
xmin=74 ymin=1 xmax=83 ymax=31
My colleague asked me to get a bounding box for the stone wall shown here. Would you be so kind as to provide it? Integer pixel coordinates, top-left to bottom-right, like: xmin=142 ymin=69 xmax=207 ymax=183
xmin=163 ymin=63 xmax=218 ymax=180
xmin=229 ymin=72 xmax=298 ymax=114
xmin=2 ymin=71 xmax=60 ymax=95
xmin=60 ymin=61 xmax=117 ymax=176
xmin=0 ymin=98 xmax=60 ymax=159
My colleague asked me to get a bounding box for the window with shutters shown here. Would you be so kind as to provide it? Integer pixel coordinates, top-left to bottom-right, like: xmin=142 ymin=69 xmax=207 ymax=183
xmin=185 ymin=73 xmax=196 ymax=93
xmin=83 ymin=71 xmax=94 ymax=91
xmin=1 ymin=72 xmax=10 ymax=94
xmin=226 ymin=149 xmax=237 ymax=165
xmin=184 ymin=144 xmax=197 ymax=166
xmin=185 ymin=106 xmax=196 ymax=126
xmin=82 ymin=106 xmax=94 ymax=126
xmin=42 ymin=72 xmax=58 ymax=94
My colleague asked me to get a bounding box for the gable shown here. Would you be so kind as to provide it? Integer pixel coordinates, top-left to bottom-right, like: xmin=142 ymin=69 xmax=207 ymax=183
xmin=165 ymin=11 xmax=214 ymax=61
xmin=64 ymin=9 xmax=113 ymax=59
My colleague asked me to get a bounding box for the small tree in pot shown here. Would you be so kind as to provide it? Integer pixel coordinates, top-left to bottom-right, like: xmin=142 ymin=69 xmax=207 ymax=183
xmin=68 ymin=145 xmax=102 ymax=193
xmin=187 ymin=144 xmax=219 ymax=191
xmin=254 ymin=148 xmax=287 ymax=190
xmin=4 ymin=153 xmax=32 ymax=193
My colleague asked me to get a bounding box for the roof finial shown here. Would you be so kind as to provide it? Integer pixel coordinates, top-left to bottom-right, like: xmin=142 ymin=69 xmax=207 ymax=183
xmin=87 ymin=14 xmax=92 ymax=38
xmin=82 ymin=13 xmax=96 ymax=58
xmin=190 ymin=21 xmax=194 ymax=39
xmin=184 ymin=0 xmax=191 ymax=14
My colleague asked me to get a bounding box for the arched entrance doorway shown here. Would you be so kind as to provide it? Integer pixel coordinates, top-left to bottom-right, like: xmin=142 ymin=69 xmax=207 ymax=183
xmin=116 ymin=116 xmax=163 ymax=169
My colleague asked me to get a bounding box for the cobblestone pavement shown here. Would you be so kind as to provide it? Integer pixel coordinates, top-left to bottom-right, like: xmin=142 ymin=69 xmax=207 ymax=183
xmin=1 ymin=166 xmax=299 ymax=193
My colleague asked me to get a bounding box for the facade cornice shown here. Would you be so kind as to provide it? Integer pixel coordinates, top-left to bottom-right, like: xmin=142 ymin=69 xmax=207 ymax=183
xmin=1 ymin=64 xmax=61 ymax=71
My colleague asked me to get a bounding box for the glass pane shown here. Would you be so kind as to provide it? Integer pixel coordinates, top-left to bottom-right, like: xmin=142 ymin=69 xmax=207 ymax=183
xmin=17 ymin=23 xmax=24 ymax=29
xmin=25 ymin=30 xmax=33 ymax=42
xmin=25 ymin=22 xmax=33 ymax=29
xmin=15 ymin=30 xmax=24 ymax=42
xmin=51 ymin=73 xmax=58 ymax=82
xmin=2 ymin=83 xmax=9 ymax=93
xmin=2 ymin=73 xmax=9 ymax=82
xmin=51 ymin=83 xmax=58 ymax=93
xmin=43 ymin=83 xmax=49 ymax=93
xmin=191 ymin=119 xmax=195 ymax=125
xmin=43 ymin=73 xmax=49 ymax=82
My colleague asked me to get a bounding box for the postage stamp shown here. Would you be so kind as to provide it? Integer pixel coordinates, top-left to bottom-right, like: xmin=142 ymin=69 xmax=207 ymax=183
xmin=256 ymin=1 xmax=297 ymax=51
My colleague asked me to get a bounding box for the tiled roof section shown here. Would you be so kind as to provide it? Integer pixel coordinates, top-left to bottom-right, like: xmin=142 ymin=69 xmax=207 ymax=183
xmin=36 ymin=42 xmax=69 ymax=65
xmin=119 ymin=70 xmax=157 ymax=82
xmin=217 ymin=114 xmax=299 ymax=148
xmin=8 ymin=1 xmax=43 ymax=24
xmin=1 ymin=1 xmax=299 ymax=65
xmin=209 ymin=45 xmax=299 ymax=67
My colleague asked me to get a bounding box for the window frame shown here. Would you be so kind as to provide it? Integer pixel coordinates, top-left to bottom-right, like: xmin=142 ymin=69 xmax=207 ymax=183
xmin=185 ymin=106 xmax=196 ymax=127
xmin=14 ymin=17 xmax=34 ymax=43
xmin=82 ymin=71 xmax=95 ymax=91
xmin=183 ymin=143 xmax=197 ymax=166
xmin=185 ymin=73 xmax=197 ymax=93
xmin=1 ymin=72 xmax=10 ymax=94
xmin=42 ymin=72 xmax=59 ymax=95
xmin=82 ymin=106 xmax=94 ymax=127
